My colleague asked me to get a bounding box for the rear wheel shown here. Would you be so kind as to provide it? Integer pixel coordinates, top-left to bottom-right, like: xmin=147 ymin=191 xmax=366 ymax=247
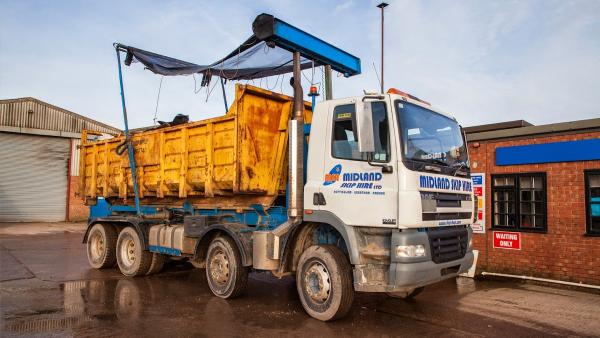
xmin=87 ymin=223 xmax=117 ymax=269
xmin=205 ymin=236 xmax=248 ymax=299
xmin=296 ymin=245 xmax=354 ymax=321
xmin=116 ymin=227 xmax=152 ymax=277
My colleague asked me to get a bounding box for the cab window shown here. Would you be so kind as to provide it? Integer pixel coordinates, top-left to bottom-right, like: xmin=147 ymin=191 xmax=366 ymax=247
xmin=331 ymin=102 xmax=389 ymax=162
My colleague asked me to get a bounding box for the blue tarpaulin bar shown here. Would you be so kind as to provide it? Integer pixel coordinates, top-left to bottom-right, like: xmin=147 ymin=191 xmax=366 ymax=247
xmin=252 ymin=14 xmax=361 ymax=77
xmin=116 ymin=13 xmax=361 ymax=80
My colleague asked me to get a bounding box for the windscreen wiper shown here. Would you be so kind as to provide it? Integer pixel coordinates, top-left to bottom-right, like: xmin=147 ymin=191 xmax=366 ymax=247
xmin=452 ymin=161 xmax=469 ymax=177
xmin=410 ymin=158 xmax=447 ymax=173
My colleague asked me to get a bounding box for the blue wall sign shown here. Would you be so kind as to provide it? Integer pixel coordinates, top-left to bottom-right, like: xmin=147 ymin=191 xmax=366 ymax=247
xmin=496 ymin=138 xmax=600 ymax=166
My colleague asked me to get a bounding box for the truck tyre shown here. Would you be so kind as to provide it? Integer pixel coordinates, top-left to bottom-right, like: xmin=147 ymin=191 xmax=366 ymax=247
xmin=296 ymin=245 xmax=354 ymax=321
xmin=87 ymin=223 xmax=118 ymax=269
xmin=146 ymin=253 xmax=166 ymax=275
xmin=205 ymin=236 xmax=248 ymax=299
xmin=116 ymin=227 xmax=152 ymax=277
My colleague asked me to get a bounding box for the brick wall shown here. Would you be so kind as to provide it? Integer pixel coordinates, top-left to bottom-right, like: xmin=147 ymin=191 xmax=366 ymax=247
xmin=469 ymin=131 xmax=600 ymax=285
xmin=67 ymin=176 xmax=88 ymax=221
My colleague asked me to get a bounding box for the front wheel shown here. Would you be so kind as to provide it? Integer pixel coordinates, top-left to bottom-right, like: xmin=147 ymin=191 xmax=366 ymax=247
xmin=205 ymin=236 xmax=248 ymax=299
xmin=296 ymin=245 xmax=354 ymax=321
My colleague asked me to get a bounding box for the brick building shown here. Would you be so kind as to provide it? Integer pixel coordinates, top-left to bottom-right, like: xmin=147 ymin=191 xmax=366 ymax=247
xmin=0 ymin=98 xmax=120 ymax=222
xmin=465 ymin=118 xmax=600 ymax=285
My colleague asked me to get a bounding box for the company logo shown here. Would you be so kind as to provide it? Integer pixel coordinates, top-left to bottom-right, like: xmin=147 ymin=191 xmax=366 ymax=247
xmin=323 ymin=164 xmax=342 ymax=186
xmin=419 ymin=175 xmax=472 ymax=192
xmin=343 ymin=172 xmax=382 ymax=182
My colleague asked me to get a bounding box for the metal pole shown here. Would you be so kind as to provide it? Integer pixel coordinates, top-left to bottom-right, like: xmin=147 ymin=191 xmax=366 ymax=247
xmin=377 ymin=2 xmax=388 ymax=93
xmin=115 ymin=47 xmax=141 ymax=215
xmin=288 ymin=51 xmax=304 ymax=218
xmin=324 ymin=65 xmax=333 ymax=100
xmin=220 ymin=77 xmax=228 ymax=113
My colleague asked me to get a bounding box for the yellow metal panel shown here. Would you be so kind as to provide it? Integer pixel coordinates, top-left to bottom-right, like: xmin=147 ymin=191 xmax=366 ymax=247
xmin=80 ymin=84 xmax=312 ymax=209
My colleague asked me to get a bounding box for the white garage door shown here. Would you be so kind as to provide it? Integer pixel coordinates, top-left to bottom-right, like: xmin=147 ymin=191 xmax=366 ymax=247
xmin=0 ymin=132 xmax=70 ymax=222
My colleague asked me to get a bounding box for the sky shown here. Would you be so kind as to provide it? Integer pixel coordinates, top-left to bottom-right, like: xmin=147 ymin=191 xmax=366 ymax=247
xmin=1 ymin=0 xmax=599 ymax=129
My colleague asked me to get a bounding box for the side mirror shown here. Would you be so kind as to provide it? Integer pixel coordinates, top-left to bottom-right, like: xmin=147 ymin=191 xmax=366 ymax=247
xmin=355 ymin=101 xmax=375 ymax=153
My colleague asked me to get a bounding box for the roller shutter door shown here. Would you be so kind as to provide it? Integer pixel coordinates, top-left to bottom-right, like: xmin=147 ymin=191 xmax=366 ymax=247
xmin=0 ymin=132 xmax=69 ymax=222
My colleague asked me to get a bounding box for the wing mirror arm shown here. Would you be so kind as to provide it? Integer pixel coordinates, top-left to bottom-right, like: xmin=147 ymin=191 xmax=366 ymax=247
xmin=366 ymin=153 xmax=394 ymax=173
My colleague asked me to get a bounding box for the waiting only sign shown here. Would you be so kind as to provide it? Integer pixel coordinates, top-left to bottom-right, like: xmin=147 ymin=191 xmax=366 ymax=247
xmin=493 ymin=231 xmax=521 ymax=250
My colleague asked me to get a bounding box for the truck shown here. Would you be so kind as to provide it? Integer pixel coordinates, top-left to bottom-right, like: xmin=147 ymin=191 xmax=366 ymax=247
xmin=81 ymin=14 xmax=475 ymax=321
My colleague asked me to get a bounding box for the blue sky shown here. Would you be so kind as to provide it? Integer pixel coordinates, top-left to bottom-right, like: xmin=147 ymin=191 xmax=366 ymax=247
xmin=1 ymin=0 xmax=599 ymax=129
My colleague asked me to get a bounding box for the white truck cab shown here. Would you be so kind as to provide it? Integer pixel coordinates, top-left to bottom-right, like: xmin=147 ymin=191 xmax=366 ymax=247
xmin=304 ymin=90 xmax=475 ymax=294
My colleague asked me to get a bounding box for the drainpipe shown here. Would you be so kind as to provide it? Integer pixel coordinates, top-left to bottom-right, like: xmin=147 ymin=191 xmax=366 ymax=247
xmin=65 ymin=138 xmax=73 ymax=222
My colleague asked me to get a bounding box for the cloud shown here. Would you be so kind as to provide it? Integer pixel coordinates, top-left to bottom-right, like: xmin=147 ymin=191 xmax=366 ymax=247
xmin=0 ymin=0 xmax=598 ymax=129
xmin=334 ymin=1 xmax=355 ymax=14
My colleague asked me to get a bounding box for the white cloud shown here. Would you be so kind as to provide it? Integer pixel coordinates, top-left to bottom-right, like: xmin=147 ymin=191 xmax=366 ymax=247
xmin=0 ymin=0 xmax=598 ymax=129
xmin=335 ymin=1 xmax=355 ymax=14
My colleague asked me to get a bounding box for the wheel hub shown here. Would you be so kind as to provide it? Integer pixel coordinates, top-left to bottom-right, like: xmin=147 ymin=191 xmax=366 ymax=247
xmin=90 ymin=232 xmax=105 ymax=260
xmin=120 ymin=238 xmax=136 ymax=267
xmin=209 ymin=251 xmax=230 ymax=285
xmin=304 ymin=262 xmax=331 ymax=303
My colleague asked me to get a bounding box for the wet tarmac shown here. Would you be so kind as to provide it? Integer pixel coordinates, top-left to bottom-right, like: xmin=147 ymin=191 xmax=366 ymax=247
xmin=1 ymin=223 xmax=599 ymax=337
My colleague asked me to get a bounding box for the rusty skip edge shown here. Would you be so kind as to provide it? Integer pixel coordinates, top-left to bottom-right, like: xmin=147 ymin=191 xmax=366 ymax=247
xmin=80 ymin=84 xmax=313 ymax=211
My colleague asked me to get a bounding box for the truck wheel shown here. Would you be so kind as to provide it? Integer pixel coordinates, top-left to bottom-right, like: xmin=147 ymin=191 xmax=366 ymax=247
xmin=205 ymin=236 xmax=248 ymax=299
xmin=116 ymin=227 xmax=152 ymax=277
xmin=296 ymin=245 xmax=354 ymax=321
xmin=87 ymin=223 xmax=118 ymax=269
xmin=146 ymin=253 xmax=166 ymax=275
xmin=387 ymin=287 xmax=425 ymax=300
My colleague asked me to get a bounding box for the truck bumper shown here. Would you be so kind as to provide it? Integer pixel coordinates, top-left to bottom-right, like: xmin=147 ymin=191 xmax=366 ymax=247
xmin=353 ymin=252 xmax=474 ymax=292
xmin=352 ymin=225 xmax=474 ymax=293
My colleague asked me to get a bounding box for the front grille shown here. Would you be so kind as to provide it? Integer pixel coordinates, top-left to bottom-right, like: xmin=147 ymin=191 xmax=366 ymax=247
xmin=422 ymin=212 xmax=472 ymax=221
xmin=427 ymin=225 xmax=468 ymax=264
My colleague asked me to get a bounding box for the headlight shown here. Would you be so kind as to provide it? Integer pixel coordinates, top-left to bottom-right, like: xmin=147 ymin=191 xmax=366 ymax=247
xmin=468 ymin=237 xmax=473 ymax=249
xmin=396 ymin=245 xmax=426 ymax=258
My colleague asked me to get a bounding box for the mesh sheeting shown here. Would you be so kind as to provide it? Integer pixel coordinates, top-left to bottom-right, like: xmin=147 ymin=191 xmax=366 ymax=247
xmin=119 ymin=36 xmax=320 ymax=81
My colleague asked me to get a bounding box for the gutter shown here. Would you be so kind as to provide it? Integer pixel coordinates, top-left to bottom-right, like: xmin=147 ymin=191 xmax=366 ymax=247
xmin=481 ymin=272 xmax=600 ymax=290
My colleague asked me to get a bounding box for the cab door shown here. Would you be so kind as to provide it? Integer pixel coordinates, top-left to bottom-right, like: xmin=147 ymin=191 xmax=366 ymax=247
xmin=319 ymin=99 xmax=399 ymax=227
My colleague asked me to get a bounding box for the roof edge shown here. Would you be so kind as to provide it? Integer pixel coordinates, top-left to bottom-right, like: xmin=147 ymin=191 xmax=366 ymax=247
xmin=467 ymin=117 xmax=600 ymax=142
xmin=0 ymin=97 xmax=121 ymax=133
xmin=463 ymin=120 xmax=533 ymax=134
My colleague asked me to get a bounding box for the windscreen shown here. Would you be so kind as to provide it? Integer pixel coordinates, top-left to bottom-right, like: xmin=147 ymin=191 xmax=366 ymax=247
xmin=396 ymin=101 xmax=468 ymax=168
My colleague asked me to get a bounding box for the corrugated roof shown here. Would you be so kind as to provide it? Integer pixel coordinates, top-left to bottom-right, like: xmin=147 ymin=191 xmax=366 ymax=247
xmin=0 ymin=97 xmax=121 ymax=135
xmin=466 ymin=118 xmax=600 ymax=142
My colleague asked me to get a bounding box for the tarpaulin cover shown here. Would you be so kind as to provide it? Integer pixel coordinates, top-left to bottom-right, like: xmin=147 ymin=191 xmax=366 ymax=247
xmin=118 ymin=35 xmax=321 ymax=82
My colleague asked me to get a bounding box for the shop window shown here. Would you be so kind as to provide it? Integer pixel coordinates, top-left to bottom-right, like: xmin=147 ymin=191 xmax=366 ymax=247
xmin=585 ymin=170 xmax=600 ymax=235
xmin=491 ymin=173 xmax=547 ymax=232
